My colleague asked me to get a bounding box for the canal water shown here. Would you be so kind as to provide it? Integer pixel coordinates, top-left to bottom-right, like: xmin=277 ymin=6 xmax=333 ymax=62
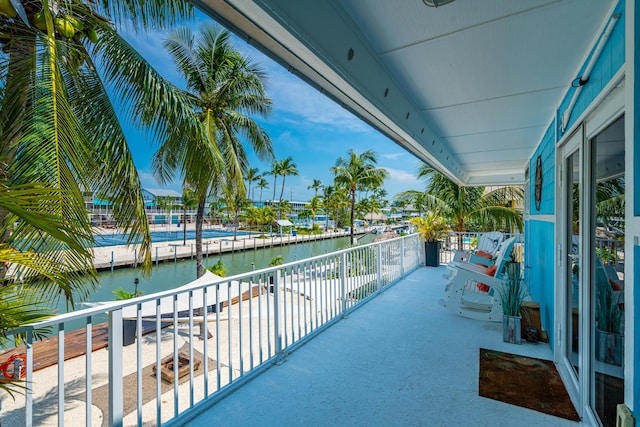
xmin=58 ymin=234 xmax=375 ymax=315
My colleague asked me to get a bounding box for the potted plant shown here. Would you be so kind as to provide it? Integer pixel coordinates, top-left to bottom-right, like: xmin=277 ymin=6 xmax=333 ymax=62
xmin=498 ymin=263 xmax=529 ymax=344
xmin=410 ymin=212 xmax=450 ymax=267
xmin=595 ymin=280 xmax=623 ymax=365
xmin=112 ymin=278 xmax=144 ymax=346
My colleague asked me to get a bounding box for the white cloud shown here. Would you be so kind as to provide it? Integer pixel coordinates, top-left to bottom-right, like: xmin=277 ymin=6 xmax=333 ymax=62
xmin=383 ymin=166 xmax=422 ymax=185
xmin=382 ymin=152 xmax=406 ymax=161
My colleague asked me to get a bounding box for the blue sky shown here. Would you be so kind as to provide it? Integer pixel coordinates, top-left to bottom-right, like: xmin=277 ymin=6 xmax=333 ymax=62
xmin=118 ymin=12 xmax=423 ymax=202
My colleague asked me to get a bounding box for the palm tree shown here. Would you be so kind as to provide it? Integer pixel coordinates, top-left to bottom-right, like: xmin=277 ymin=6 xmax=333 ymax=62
xmin=245 ymin=167 xmax=260 ymax=202
xmin=224 ymin=188 xmax=250 ymax=241
xmin=278 ymin=199 xmax=293 ymax=220
xmin=181 ymin=187 xmax=198 ymax=245
xmin=331 ymin=149 xmax=388 ymax=244
xmin=256 ymin=177 xmax=269 ymax=204
xmin=0 ymin=1 xmax=191 ymax=291
xmin=394 ymin=190 xmax=429 ymax=216
xmin=307 ymin=179 xmax=323 ymax=197
xmin=153 ymin=24 xmax=273 ymax=278
xmin=256 ymin=206 xmax=276 ymax=232
xmin=276 ymin=157 xmax=298 ymax=218
xmin=308 ymin=195 xmax=323 ymax=230
xmin=417 ymin=164 xmax=523 ymax=233
xmin=265 ymin=162 xmax=280 ymax=203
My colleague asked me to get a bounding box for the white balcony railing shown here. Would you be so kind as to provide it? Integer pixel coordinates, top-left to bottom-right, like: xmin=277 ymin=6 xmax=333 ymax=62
xmin=1 ymin=234 xmax=421 ymax=426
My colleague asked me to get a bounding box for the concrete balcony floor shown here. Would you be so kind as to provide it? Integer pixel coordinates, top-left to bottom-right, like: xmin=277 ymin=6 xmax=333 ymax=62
xmin=183 ymin=266 xmax=580 ymax=427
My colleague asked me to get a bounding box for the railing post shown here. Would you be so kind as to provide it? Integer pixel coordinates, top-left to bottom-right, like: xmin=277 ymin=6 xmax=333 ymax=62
xmin=400 ymin=239 xmax=405 ymax=277
xmin=110 ymin=251 xmax=114 ymax=272
xmin=191 ymin=244 xmax=193 ymax=259
xmin=155 ymin=247 xmax=158 ymax=265
xmin=341 ymin=252 xmax=348 ymax=316
xmin=376 ymin=244 xmax=383 ymax=294
xmin=25 ymin=329 xmax=33 ymax=426
xmin=134 ymin=249 xmax=137 ymax=269
xmin=108 ymin=309 xmax=124 ymax=427
xmin=273 ymin=269 xmax=285 ymax=364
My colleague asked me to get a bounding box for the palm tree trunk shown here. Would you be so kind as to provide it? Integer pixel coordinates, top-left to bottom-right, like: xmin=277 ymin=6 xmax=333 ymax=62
xmin=233 ymin=209 xmax=239 ymax=240
xmin=183 ymin=205 xmax=187 ymax=245
xmin=350 ymin=189 xmax=356 ymax=244
xmin=272 ymin=177 xmax=277 ymax=202
xmin=196 ymin=195 xmax=206 ymax=278
xmin=278 ymin=175 xmax=286 ymax=219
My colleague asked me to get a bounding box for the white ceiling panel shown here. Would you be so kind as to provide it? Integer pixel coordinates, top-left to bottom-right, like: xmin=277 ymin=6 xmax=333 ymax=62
xmin=195 ymin=0 xmax=618 ymax=185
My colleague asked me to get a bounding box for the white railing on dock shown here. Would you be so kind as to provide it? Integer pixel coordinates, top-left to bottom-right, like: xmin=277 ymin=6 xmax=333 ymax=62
xmin=2 ymin=234 xmax=421 ymax=427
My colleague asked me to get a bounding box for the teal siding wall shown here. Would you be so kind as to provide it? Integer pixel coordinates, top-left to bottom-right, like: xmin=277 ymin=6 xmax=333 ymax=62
xmin=527 ymin=220 xmax=555 ymax=347
xmin=526 ymin=0 xmax=626 ymax=356
xmin=635 ymin=246 xmax=640 ymax=413
xmin=557 ymin=1 xmax=625 ymax=140
xmin=529 ymin=122 xmax=556 ymax=215
xmin=636 ymin=0 xmax=640 ymax=217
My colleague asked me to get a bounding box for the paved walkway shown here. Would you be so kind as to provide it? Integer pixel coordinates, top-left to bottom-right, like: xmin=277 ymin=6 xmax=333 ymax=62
xmin=181 ymin=266 xmax=580 ymax=427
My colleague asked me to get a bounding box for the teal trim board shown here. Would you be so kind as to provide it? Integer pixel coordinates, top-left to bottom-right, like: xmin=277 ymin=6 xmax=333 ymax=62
xmin=637 ymin=0 xmax=640 ymax=215
xmin=635 ymin=245 xmax=640 ymax=413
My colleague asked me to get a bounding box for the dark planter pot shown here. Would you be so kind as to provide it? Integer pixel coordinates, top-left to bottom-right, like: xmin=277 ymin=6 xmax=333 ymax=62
xmin=123 ymin=319 xmax=137 ymax=346
xmin=425 ymin=241 xmax=440 ymax=267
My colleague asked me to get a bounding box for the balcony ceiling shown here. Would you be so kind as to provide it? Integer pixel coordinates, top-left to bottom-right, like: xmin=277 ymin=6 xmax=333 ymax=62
xmin=195 ymin=0 xmax=617 ymax=185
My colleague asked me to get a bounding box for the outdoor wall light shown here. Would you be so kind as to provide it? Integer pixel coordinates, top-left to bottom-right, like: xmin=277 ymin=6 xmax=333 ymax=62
xmin=423 ymin=0 xmax=456 ymax=7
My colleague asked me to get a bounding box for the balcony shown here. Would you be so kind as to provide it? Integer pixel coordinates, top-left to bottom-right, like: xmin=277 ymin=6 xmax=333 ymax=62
xmin=180 ymin=266 xmax=576 ymax=427
xmin=0 ymin=234 xmax=578 ymax=426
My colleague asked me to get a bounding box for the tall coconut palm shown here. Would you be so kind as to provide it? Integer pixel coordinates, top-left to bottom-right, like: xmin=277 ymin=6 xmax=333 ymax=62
xmin=245 ymin=167 xmax=260 ymax=202
xmin=331 ymin=149 xmax=388 ymax=244
xmin=307 ymin=179 xmax=323 ymax=197
xmin=153 ymin=24 xmax=273 ymax=278
xmin=0 ymin=1 xmax=192 ymax=301
xmin=416 ymin=165 xmax=523 ymax=245
xmin=265 ymin=162 xmax=280 ymax=203
xmin=276 ymin=157 xmax=298 ymax=218
xmin=256 ymin=177 xmax=269 ymax=204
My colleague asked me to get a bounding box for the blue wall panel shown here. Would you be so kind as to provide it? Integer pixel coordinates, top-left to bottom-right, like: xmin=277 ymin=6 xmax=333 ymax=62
xmin=557 ymin=1 xmax=625 ymax=140
xmin=529 ymin=122 xmax=556 ymax=215
xmin=636 ymin=0 xmax=640 ymax=216
xmin=635 ymin=246 xmax=640 ymax=413
xmin=526 ymin=220 xmax=555 ymax=348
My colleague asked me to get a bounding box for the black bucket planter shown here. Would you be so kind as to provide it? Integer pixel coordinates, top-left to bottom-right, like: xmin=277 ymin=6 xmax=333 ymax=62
xmin=123 ymin=319 xmax=137 ymax=346
xmin=425 ymin=241 xmax=440 ymax=267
